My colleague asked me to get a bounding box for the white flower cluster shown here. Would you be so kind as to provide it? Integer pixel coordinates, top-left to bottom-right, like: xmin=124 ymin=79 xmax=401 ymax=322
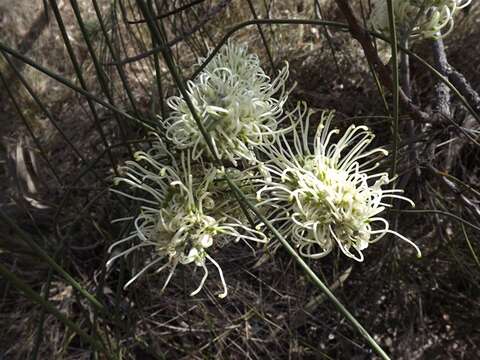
xmin=369 ymin=0 xmax=471 ymax=40
xmin=164 ymin=41 xmax=290 ymax=165
xmin=109 ymin=134 xmax=266 ymax=297
xmin=110 ymin=41 xmax=420 ymax=297
xmin=256 ymin=106 xmax=421 ymax=261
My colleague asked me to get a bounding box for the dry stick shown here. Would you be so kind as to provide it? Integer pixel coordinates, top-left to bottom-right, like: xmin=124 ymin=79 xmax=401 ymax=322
xmin=400 ymin=39 xmax=411 ymax=99
xmin=432 ymin=37 xmax=451 ymax=118
xmin=334 ymin=0 xmax=429 ymax=123
xmin=448 ymin=67 xmax=480 ymax=116
xmin=431 ymin=37 xmax=477 ymax=173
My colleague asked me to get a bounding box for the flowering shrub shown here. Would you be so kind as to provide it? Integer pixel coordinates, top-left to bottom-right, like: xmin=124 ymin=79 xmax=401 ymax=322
xmin=110 ymin=42 xmax=421 ymax=297
xmin=369 ymin=0 xmax=472 ymax=40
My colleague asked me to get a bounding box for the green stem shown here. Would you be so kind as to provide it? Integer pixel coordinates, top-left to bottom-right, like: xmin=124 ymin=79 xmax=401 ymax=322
xmin=386 ymin=0 xmax=399 ymax=179
xmin=0 ymin=209 xmax=106 ymax=314
xmin=225 ymin=179 xmax=391 ymax=360
xmin=0 ymin=263 xmax=107 ymax=355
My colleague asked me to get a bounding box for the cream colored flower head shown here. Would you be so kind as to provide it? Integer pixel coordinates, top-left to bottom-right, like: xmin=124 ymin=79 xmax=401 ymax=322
xmin=164 ymin=40 xmax=291 ymax=165
xmin=257 ymin=104 xmax=421 ymax=261
xmin=370 ymin=0 xmax=471 ymax=40
xmin=108 ymin=134 xmax=266 ymax=297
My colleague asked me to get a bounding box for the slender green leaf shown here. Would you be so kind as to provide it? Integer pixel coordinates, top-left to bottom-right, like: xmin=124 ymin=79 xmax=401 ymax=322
xmin=0 ymin=262 xmax=107 ymax=355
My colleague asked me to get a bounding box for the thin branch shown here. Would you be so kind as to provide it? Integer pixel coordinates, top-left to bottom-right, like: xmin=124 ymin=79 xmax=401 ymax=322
xmin=126 ymin=0 xmax=205 ymax=24
xmin=334 ymin=0 xmax=430 ymax=123
xmin=400 ymin=39 xmax=411 ymax=98
xmin=110 ymin=0 xmax=231 ymax=65
xmin=431 ymin=37 xmax=451 ymax=118
xmin=246 ymin=0 xmax=276 ymax=73
xmin=448 ymin=66 xmax=480 ymax=116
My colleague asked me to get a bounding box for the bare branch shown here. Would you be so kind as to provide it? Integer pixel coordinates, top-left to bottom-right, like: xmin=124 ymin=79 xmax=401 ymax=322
xmin=431 ymin=37 xmax=451 ymax=118
xmin=448 ymin=66 xmax=480 ymax=115
xmin=334 ymin=0 xmax=430 ymax=123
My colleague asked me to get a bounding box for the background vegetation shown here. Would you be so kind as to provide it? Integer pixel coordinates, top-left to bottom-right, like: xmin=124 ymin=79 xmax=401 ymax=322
xmin=1 ymin=0 xmax=479 ymax=358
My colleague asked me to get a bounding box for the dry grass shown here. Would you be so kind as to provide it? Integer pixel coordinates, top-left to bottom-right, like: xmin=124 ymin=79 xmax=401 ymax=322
xmin=1 ymin=1 xmax=479 ymax=359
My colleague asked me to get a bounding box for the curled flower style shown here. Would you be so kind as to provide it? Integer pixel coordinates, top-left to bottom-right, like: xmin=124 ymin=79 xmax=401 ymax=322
xmin=164 ymin=41 xmax=291 ymax=165
xmin=257 ymin=104 xmax=421 ymax=261
xmin=369 ymin=0 xmax=472 ymax=40
xmin=108 ymin=135 xmax=266 ymax=297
